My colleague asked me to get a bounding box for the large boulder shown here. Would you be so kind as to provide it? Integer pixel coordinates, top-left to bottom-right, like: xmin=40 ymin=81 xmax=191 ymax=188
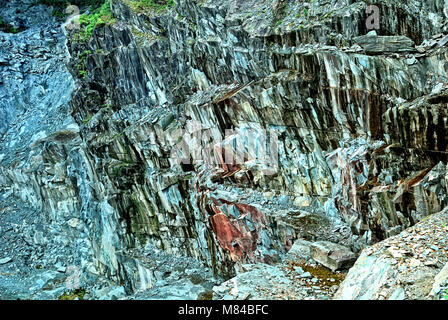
xmin=285 ymin=239 xmax=314 ymax=262
xmin=310 ymin=241 xmax=357 ymax=271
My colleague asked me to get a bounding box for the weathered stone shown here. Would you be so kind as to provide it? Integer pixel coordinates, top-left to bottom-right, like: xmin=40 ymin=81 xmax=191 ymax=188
xmin=285 ymin=239 xmax=313 ymax=262
xmin=310 ymin=241 xmax=356 ymax=271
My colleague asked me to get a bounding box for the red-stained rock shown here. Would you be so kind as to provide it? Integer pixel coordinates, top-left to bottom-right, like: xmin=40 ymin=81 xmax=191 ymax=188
xmin=234 ymin=203 xmax=266 ymax=225
xmin=209 ymin=200 xmax=268 ymax=263
xmin=210 ymin=207 xmax=258 ymax=262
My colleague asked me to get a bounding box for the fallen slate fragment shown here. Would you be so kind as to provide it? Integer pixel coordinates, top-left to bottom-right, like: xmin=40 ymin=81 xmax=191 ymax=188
xmin=301 ymin=272 xmax=312 ymax=279
xmin=353 ymin=32 xmax=415 ymax=54
xmin=310 ymin=241 xmax=357 ymax=271
xmin=285 ymin=238 xmax=313 ymax=261
xmin=438 ymin=35 xmax=448 ymax=47
xmin=405 ymin=56 xmax=417 ymax=65
xmin=294 ymin=266 xmax=304 ymax=274
xmin=57 ymin=266 xmax=66 ymax=273
xmin=0 ymin=257 xmax=12 ymax=265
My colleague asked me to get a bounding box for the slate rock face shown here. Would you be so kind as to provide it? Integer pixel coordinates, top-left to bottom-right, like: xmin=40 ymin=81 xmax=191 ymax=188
xmin=1 ymin=0 xmax=448 ymax=298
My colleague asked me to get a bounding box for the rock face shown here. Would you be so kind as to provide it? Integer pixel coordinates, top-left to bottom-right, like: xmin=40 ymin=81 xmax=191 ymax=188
xmin=1 ymin=0 xmax=448 ymax=299
xmin=0 ymin=0 xmax=96 ymax=300
xmin=335 ymin=209 xmax=448 ymax=300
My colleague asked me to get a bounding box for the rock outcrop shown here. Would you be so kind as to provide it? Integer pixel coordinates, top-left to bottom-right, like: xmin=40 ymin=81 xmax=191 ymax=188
xmin=1 ymin=0 xmax=448 ymax=299
xmin=335 ymin=209 xmax=448 ymax=300
xmin=432 ymin=263 xmax=448 ymax=300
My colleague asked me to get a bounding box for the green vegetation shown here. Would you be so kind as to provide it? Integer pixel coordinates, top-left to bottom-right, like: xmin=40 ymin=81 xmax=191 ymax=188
xmin=0 ymin=16 xmax=20 ymax=33
xmin=38 ymin=0 xmax=105 ymax=19
xmin=58 ymin=289 xmax=87 ymax=300
xmin=38 ymin=0 xmax=116 ymax=39
xmin=74 ymin=0 xmax=116 ymax=41
xmin=39 ymin=0 xmax=116 ymax=41
xmin=75 ymin=49 xmax=92 ymax=79
xmin=130 ymin=27 xmax=161 ymax=45
xmin=125 ymin=0 xmax=175 ymax=14
xmin=83 ymin=114 xmax=93 ymax=123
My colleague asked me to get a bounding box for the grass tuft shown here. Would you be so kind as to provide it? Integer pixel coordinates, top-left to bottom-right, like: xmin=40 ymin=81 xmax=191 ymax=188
xmin=74 ymin=0 xmax=116 ymax=41
xmin=125 ymin=0 xmax=175 ymax=14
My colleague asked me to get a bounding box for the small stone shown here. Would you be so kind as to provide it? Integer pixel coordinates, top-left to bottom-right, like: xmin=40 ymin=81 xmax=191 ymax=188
xmin=57 ymin=266 xmax=66 ymax=273
xmin=301 ymin=272 xmax=312 ymax=279
xmin=0 ymin=257 xmax=12 ymax=265
xmin=408 ymin=258 xmax=421 ymax=267
xmin=294 ymin=266 xmax=304 ymax=274
xmin=67 ymin=218 xmax=79 ymax=228
xmin=437 ymin=35 xmax=448 ymax=47
xmin=405 ymin=57 xmax=417 ymax=65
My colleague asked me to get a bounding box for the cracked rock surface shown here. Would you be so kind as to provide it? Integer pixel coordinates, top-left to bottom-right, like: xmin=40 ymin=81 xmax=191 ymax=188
xmin=1 ymin=0 xmax=448 ymax=300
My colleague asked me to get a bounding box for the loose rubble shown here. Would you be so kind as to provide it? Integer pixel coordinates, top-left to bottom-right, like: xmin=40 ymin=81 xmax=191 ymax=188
xmin=336 ymin=209 xmax=448 ymax=300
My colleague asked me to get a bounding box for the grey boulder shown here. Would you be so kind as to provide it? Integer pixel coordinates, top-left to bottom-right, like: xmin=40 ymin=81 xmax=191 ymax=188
xmin=310 ymin=241 xmax=357 ymax=271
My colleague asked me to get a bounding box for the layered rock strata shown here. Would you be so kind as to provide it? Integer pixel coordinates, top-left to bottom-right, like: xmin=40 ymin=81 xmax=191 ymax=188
xmin=1 ymin=0 xmax=448 ymax=298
